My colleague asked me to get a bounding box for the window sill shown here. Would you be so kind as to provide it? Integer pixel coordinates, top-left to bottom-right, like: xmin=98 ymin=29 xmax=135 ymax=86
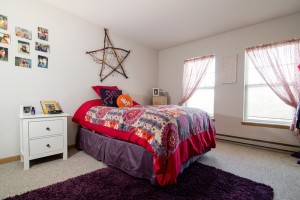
xmin=241 ymin=121 xmax=289 ymax=129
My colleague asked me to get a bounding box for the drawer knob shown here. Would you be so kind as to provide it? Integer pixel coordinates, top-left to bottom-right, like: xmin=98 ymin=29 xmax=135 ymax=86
xmin=46 ymin=127 xmax=50 ymax=131
xmin=46 ymin=144 xmax=51 ymax=148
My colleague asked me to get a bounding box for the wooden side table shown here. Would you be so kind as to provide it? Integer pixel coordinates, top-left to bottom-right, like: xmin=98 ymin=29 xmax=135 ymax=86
xmin=152 ymin=96 xmax=168 ymax=105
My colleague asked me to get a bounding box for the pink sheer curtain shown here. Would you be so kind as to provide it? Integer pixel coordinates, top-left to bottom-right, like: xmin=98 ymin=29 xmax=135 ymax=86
xmin=178 ymin=55 xmax=214 ymax=106
xmin=246 ymin=38 xmax=300 ymax=141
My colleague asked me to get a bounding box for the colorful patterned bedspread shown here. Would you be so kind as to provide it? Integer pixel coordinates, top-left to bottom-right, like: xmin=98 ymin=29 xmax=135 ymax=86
xmin=83 ymin=105 xmax=216 ymax=186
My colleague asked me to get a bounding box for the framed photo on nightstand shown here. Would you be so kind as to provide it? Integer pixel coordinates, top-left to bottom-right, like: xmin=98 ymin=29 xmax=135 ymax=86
xmin=20 ymin=105 xmax=31 ymax=116
xmin=40 ymin=100 xmax=62 ymax=114
xmin=153 ymin=88 xmax=159 ymax=96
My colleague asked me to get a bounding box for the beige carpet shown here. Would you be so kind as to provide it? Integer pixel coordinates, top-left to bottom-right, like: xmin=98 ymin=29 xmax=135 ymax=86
xmin=0 ymin=141 xmax=299 ymax=200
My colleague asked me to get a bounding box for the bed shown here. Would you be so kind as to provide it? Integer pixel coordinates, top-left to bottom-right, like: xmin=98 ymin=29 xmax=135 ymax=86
xmin=73 ymin=99 xmax=216 ymax=186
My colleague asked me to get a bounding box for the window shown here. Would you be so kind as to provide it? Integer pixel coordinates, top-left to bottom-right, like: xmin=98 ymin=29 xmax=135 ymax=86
xmin=186 ymin=57 xmax=215 ymax=116
xmin=244 ymin=40 xmax=300 ymax=125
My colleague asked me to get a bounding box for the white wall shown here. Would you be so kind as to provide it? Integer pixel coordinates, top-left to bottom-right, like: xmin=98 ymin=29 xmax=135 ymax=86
xmin=0 ymin=0 xmax=158 ymax=158
xmin=159 ymin=13 xmax=300 ymax=149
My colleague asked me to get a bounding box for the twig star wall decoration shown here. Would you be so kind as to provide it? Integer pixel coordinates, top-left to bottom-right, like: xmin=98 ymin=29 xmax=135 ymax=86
xmin=86 ymin=29 xmax=130 ymax=82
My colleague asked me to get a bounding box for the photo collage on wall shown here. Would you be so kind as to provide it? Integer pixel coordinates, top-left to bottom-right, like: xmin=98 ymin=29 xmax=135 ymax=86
xmin=15 ymin=26 xmax=32 ymax=68
xmin=0 ymin=12 xmax=50 ymax=69
xmin=36 ymin=27 xmax=49 ymax=68
xmin=0 ymin=14 xmax=9 ymax=62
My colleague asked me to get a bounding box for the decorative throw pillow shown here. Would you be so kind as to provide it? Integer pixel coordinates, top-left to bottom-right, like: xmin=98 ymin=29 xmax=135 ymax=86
xmin=92 ymin=85 xmax=119 ymax=97
xmin=132 ymin=101 xmax=141 ymax=106
xmin=100 ymin=88 xmax=122 ymax=107
xmin=117 ymin=94 xmax=133 ymax=108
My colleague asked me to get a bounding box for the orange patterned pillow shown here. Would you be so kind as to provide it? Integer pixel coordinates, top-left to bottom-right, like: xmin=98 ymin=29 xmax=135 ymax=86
xmin=117 ymin=94 xmax=133 ymax=108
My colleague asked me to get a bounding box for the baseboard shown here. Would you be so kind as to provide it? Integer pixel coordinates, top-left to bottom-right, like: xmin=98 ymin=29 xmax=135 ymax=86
xmin=0 ymin=144 xmax=76 ymax=164
xmin=0 ymin=155 xmax=21 ymax=164
xmin=216 ymin=133 xmax=300 ymax=152
xmin=68 ymin=144 xmax=76 ymax=149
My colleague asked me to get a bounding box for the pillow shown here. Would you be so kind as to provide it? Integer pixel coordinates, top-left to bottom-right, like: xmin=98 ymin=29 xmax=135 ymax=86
xmin=117 ymin=94 xmax=133 ymax=108
xmin=92 ymin=85 xmax=119 ymax=97
xmin=100 ymin=88 xmax=122 ymax=107
xmin=132 ymin=101 xmax=141 ymax=106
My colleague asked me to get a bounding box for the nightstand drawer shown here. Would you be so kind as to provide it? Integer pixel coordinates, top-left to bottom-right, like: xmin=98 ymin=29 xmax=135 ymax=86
xmin=29 ymin=120 xmax=63 ymax=138
xmin=153 ymin=96 xmax=168 ymax=105
xmin=29 ymin=136 xmax=63 ymax=156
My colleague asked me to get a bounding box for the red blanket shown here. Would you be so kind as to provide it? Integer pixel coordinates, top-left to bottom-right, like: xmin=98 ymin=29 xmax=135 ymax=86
xmin=73 ymin=100 xmax=216 ymax=186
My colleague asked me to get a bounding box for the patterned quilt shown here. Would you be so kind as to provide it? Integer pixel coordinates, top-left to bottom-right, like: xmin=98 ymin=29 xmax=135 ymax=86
xmin=83 ymin=105 xmax=216 ymax=186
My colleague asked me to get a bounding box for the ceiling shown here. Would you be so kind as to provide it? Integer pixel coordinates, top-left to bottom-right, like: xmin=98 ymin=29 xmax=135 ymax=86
xmin=42 ymin=0 xmax=300 ymax=50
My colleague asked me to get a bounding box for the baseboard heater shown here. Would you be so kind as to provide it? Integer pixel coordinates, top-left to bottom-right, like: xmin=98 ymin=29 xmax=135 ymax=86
xmin=216 ymin=133 xmax=300 ymax=153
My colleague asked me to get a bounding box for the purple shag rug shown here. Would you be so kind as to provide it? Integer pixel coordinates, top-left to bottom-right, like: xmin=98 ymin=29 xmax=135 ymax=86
xmin=5 ymin=162 xmax=273 ymax=200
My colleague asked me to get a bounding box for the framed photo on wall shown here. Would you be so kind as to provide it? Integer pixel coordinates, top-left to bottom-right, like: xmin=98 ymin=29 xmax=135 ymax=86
xmin=15 ymin=27 xmax=32 ymax=40
xmin=0 ymin=47 xmax=8 ymax=61
xmin=35 ymin=42 xmax=50 ymax=53
xmin=0 ymin=14 xmax=8 ymax=30
xmin=18 ymin=40 xmax=30 ymax=55
xmin=38 ymin=55 xmax=48 ymax=68
xmin=0 ymin=32 xmax=10 ymax=44
xmin=153 ymin=88 xmax=159 ymax=96
xmin=15 ymin=57 xmax=32 ymax=68
xmin=38 ymin=27 xmax=48 ymax=41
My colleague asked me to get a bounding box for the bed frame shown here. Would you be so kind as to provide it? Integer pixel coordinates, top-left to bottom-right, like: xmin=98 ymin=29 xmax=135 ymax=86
xmin=76 ymin=126 xmax=210 ymax=184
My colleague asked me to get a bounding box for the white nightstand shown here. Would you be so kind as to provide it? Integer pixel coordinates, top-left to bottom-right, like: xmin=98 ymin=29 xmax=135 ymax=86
xmin=19 ymin=113 xmax=69 ymax=170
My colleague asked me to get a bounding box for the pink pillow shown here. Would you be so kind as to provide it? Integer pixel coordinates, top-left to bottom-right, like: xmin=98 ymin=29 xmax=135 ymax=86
xmin=92 ymin=85 xmax=119 ymax=97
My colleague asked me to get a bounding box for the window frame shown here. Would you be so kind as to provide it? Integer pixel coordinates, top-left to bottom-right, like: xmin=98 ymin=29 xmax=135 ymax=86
xmin=243 ymin=52 xmax=295 ymax=126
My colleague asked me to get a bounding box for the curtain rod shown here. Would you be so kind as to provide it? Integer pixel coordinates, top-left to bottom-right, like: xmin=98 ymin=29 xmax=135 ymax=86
xmin=184 ymin=54 xmax=215 ymax=62
xmin=246 ymin=37 xmax=300 ymax=51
